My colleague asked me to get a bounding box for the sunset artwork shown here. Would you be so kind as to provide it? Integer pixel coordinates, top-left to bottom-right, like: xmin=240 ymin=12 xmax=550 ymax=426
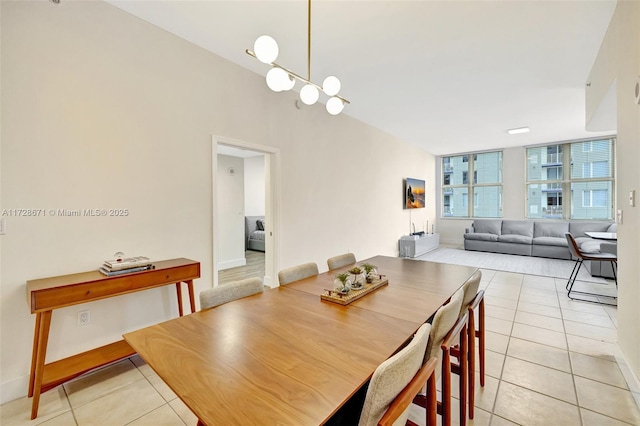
xmin=405 ymin=178 xmax=425 ymax=209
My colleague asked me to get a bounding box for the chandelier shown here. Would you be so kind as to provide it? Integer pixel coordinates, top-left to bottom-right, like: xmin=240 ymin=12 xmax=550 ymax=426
xmin=245 ymin=0 xmax=349 ymax=115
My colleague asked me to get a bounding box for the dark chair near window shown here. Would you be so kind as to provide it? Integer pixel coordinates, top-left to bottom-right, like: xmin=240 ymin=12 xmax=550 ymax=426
xmin=565 ymin=232 xmax=617 ymax=305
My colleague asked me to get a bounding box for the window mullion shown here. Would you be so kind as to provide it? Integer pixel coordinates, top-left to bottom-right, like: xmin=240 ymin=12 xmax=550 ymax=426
xmin=562 ymin=144 xmax=571 ymax=219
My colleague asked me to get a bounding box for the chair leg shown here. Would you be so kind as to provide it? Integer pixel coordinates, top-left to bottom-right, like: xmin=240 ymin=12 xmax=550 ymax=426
xmin=478 ymin=298 xmax=485 ymax=388
xmin=427 ymin=373 xmax=437 ymax=426
xmin=459 ymin=324 xmax=467 ymax=426
xmin=567 ymin=259 xmax=617 ymax=306
xmin=611 ymin=261 xmax=617 ymax=286
xmin=442 ymin=349 xmax=452 ymax=426
xmin=467 ymin=311 xmax=476 ymax=419
xmin=566 ymin=259 xmax=583 ymax=296
xmin=566 ymin=259 xmax=581 ymax=291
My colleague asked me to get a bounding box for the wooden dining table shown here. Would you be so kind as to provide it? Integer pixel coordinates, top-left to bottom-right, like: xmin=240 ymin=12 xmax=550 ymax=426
xmin=123 ymin=255 xmax=477 ymax=425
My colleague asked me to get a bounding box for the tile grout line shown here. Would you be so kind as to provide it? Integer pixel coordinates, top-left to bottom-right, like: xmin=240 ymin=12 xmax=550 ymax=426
xmin=555 ymin=275 xmax=584 ymax=426
xmin=484 ymin=272 xmax=522 ymax=425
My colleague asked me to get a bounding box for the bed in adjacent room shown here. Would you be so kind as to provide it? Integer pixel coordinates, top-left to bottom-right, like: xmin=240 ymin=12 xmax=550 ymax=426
xmin=245 ymin=215 xmax=265 ymax=252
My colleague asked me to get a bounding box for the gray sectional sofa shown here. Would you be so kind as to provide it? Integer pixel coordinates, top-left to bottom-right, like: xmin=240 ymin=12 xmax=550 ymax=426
xmin=464 ymin=219 xmax=617 ymax=278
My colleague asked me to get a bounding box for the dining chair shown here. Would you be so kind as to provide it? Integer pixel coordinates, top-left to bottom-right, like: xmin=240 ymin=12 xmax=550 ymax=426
xmin=199 ymin=277 xmax=264 ymax=310
xmin=414 ymin=287 xmax=466 ymax=426
xmin=565 ymin=232 xmax=617 ymax=306
xmin=358 ymin=323 xmax=435 ymax=426
xmin=327 ymin=253 xmax=357 ymax=271
xmin=457 ymin=270 xmax=484 ymax=419
xmin=277 ymin=262 xmax=319 ymax=285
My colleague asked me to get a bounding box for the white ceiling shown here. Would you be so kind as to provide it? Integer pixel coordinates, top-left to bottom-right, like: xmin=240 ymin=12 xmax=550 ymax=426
xmin=107 ymin=0 xmax=617 ymax=156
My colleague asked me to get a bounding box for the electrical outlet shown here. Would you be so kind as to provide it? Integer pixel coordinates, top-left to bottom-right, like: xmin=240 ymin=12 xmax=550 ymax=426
xmin=78 ymin=310 xmax=90 ymax=326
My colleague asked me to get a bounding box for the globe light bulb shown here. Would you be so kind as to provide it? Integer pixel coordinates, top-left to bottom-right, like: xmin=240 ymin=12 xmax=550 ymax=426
xmin=254 ymin=35 xmax=278 ymax=64
xmin=266 ymin=67 xmax=288 ymax=92
xmin=322 ymin=76 xmax=341 ymax=96
xmin=326 ymin=96 xmax=345 ymax=115
xmin=300 ymin=84 xmax=319 ymax=105
xmin=281 ymin=72 xmax=295 ymax=91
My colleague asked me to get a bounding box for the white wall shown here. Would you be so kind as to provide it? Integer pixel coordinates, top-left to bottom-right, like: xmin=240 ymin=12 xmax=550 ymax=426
xmin=587 ymin=0 xmax=640 ymax=390
xmin=217 ymin=155 xmax=246 ymax=270
xmin=0 ymin=1 xmax=435 ymax=402
xmin=244 ymin=155 xmax=265 ymax=216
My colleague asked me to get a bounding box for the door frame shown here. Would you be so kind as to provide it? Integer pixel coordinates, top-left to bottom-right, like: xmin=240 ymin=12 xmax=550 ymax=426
xmin=211 ymin=135 xmax=280 ymax=287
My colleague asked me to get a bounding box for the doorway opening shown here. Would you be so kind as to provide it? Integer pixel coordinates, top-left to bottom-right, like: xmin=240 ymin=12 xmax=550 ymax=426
xmin=211 ymin=135 xmax=280 ymax=288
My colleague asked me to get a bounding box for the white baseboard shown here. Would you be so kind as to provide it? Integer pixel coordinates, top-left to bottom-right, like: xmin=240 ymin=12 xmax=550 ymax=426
xmin=263 ymin=275 xmax=273 ymax=288
xmin=217 ymin=258 xmax=246 ymax=271
xmin=1 ymin=374 xmax=29 ymax=405
xmin=615 ymin=343 xmax=640 ymax=410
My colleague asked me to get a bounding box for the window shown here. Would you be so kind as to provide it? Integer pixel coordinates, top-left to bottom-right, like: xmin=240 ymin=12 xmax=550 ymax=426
xmin=526 ymin=138 xmax=615 ymax=220
xmin=441 ymin=151 xmax=502 ymax=218
xmin=582 ymin=190 xmax=607 ymax=207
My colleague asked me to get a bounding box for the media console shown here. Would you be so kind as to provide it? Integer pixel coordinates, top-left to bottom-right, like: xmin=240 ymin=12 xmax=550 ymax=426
xmin=398 ymin=233 xmax=440 ymax=258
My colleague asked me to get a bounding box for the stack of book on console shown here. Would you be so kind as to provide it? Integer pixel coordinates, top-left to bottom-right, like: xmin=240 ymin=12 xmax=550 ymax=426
xmin=99 ymin=256 xmax=154 ymax=276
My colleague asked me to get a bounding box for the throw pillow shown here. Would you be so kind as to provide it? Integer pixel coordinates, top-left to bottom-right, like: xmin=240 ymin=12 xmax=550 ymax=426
xmin=256 ymin=219 xmax=265 ymax=231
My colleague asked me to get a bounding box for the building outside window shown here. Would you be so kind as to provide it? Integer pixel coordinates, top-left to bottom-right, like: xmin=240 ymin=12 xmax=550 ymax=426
xmin=526 ymin=138 xmax=615 ymax=220
xmin=441 ymin=151 xmax=502 ymax=218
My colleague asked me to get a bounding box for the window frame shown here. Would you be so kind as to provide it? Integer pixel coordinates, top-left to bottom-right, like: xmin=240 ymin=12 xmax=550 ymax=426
xmin=440 ymin=150 xmax=503 ymax=218
xmin=525 ymin=138 xmax=615 ymax=220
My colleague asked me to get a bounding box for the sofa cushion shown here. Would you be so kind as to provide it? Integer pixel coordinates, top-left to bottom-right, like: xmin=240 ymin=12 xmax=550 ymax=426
xmin=464 ymin=233 xmax=499 ymax=242
xmin=580 ymin=240 xmax=602 ymax=253
xmin=607 ymin=223 xmax=618 ymax=233
xmin=569 ymin=222 xmax=610 ymax=237
xmin=498 ymin=234 xmax=533 ymax=244
xmin=502 ymin=221 xmax=534 ymax=237
xmin=532 ymin=236 xmax=567 ymax=247
xmin=473 ymin=219 xmax=502 ymax=235
xmin=534 ymin=221 xmax=569 ymax=238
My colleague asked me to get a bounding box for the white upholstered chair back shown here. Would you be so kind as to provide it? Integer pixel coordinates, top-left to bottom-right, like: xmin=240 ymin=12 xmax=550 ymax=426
xmin=327 ymin=253 xmax=357 ymax=271
xmin=358 ymin=322 xmax=432 ymax=426
xmin=425 ymin=287 xmax=464 ymax=363
xmin=199 ymin=277 xmax=264 ymax=310
xmin=277 ymin=262 xmax=319 ymax=285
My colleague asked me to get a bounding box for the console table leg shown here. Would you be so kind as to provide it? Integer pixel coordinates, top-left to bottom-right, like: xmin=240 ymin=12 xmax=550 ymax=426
xmin=31 ymin=310 xmax=52 ymax=420
xmin=28 ymin=313 xmax=42 ymax=397
xmin=176 ymin=283 xmax=184 ymax=317
xmin=186 ymin=280 xmax=196 ymax=313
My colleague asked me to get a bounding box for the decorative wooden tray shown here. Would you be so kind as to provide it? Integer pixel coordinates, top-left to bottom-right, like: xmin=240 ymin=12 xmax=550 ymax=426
xmin=321 ymin=276 xmax=388 ymax=305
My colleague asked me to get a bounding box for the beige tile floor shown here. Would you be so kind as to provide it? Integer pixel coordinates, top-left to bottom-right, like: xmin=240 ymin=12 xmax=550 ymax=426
xmin=2 ymin=269 xmax=640 ymax=425
xmin=408 ymin=269 xmax=640 ymax=426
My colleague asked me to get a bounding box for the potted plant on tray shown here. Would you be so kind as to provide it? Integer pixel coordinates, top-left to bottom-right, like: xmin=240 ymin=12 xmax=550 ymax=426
xmin=348 ymin=267 xmax=365 ymax=290
xmin=334 ymin=272 xmax=352 ymax=294
xmin=360 ymin=263 xmax=378 ymax=283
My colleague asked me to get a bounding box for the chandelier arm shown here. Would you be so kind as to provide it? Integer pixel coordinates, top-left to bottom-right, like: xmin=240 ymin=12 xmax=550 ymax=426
xmin=307 ymin=0 xmax=311 ymax=82
xmin=246 ymin=50 xmax=350 ymax=104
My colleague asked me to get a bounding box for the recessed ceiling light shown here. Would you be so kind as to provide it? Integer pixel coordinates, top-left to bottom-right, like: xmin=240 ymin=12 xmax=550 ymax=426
xmin=507 ymin=127 xmax=530 ymax=135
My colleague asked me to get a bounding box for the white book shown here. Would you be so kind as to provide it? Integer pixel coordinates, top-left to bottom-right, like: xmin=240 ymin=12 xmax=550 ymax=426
xmin=103 ymin=256 xmax=151 ymax=271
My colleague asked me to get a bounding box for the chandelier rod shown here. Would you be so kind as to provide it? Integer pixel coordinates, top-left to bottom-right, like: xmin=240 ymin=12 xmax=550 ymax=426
xmin=307 ymin=0 xmax=311 ymax=82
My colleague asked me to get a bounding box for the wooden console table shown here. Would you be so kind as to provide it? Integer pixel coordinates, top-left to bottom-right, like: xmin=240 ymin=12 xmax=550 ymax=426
xmin=26 ymin=258 xmax=200 ymax=419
